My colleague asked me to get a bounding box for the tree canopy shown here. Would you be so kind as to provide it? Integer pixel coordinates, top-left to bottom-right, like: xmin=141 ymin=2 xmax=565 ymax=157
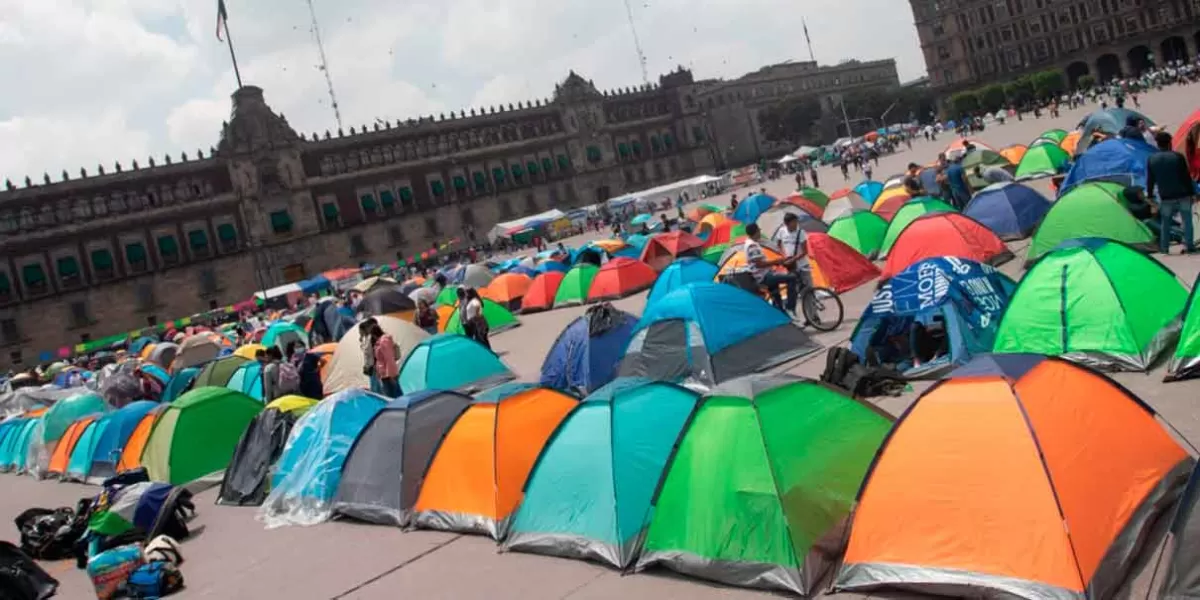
xmin=757 ymin=96 xmax=823 ymax=145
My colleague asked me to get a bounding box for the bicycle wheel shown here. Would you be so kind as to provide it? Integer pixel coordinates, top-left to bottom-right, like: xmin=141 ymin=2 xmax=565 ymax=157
xmin=801 ymin=287 xmax=844 ymax=332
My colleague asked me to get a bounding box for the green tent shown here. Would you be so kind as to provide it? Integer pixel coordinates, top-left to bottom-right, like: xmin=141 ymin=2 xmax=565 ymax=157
xmin=554 ymin=264 xmax=599 ymax=307
xmin=435 ymin=285 xmax=461 ymax=307
xmin=879 ymin=198 xmax=957 ymax=257
xmin=1026 ymin=181 xmax=1155 ymax=265
xmin=700 ymin=243 xmax=729 ymax=264
xmin=828 ymin=210 xmax=888 ymax=259
xmin=1014 ymin=143 xmax=1070 ymax=180
xmin=795 ymin=187 xmax=829 ymax=208
xmin=1035 ymin=128 xmax=1068 ymax=143
xmin=1167 ymin=273 xmax=1200 ymax=381
xmin=636 ymin=376 xmax=893 ymax=596
xmin=192 ymin=355 xmax=249 ymax=388
xmin=962 ymin=150 xmax=1013 ymax=189
xmin=994 ymin=238 xmax=1186 ymax=372
xmin=443 ymin=298 xmax=519 ymax=334
xmin=141 ymin=386 xmax=263 ymax=484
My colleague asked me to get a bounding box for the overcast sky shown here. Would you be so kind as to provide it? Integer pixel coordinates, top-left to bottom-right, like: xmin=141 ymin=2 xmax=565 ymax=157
xmin=0 ymin=0 xmax=925 ymax=180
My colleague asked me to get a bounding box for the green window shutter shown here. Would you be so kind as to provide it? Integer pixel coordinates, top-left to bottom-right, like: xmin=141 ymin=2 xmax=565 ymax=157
xmin=0 ymin=273 xmax=9 ymax=293
xmin=56 ymin=256 xmax=79 ymax=277
xmin=361 ymin=194 xmax=378 ymax=212
xmin=398 ymin=187 xmax=414 ymax=203
xmin=22 ymin=264 xmax=45 ymax=286
xmin=90 ymin=249 xmax=113 ymax=270
xmin=125 ymin=242 xmax=147 ymax=263
xmin=187 ymin=230 xmax=208 ymax=249
xmin=322 ymin=202 xmax=339 ymax=221
xmin=663 ymin=133 xmax=674 ymax=148
xmin=586 ymin=147 xmax=602 ymax=162
xmin=217 ymin=223 xmax=237 ymax=241
xmin=452 ymin=176 xmax=467 ymax=190
xmin=557 ymin=154 xmax=570 ymax=169
xmin=492 ymin=167 xmax=506 ymax=184
xmin=526 ymin=161 xmax=539 ymax=175
xmin=511 ymin=164 xmax=524 ymax=178
xmin=631 ymin=141 xmax=643 ymax=156
xmin=692 ymin=126 xmax=705 ymax=142
xmin=651 ymin=136 xmax=661 ymax=152
xmin=380 ymin=190 xmax=396 ymax=208
xmin=157 ymin=235 xmax=179 ymax=257
xmin=431 ymin=181 xmax=446 ymax=197
xmin=542 ymin=158 xmax=554 ymax=173
xmin=618 ymin=143 xmax=630 ymax=157
xmin=269 ymin=210 xmax=293 ymax=233
xmin=473 ymin=172 xmax=488 ymax=191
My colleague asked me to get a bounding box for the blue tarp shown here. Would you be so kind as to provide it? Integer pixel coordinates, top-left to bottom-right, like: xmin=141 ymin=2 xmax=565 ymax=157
xmin=850 ymin=257 xmax=1017 ymax=378
xmin=1059 ymin=138 xmax=1155 ymax=196
xmin=731 ymin=193 xmax=776 ymax=224
xmin=540 ymin=308 xmax=639 ymax=395
xmin=963 ymin=182 xmax=1052 ymax=240
xmin=646 ymin=258 xmax=719 ymax=307
xmin=298 ymin=276 xmax=331 ymax=294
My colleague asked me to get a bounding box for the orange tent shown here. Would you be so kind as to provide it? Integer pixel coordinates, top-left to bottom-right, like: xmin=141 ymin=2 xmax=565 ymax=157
xmin=520 ymin=272 xmax=564 ymax=314
xmin=999 ymin=144 xmax=1027 ymax=164
xmin=482 ymin=273 xmax=534 ymax=309
xmin=944 ymin=137 xmax=993 ymax=158
xmin=806 ymin=233 xmax=880 ymax=293
xmin=587 ymin=257 xmax=658 ymax=301
xmin=836 ymin=354 xmax=1193 ymax=600
xmin=116 ymin=405 xmax=165 ymax=473
xmin=687 ymin=206 xmax=716 ymax=222
xmin=1060 ymin=130 xmax=1083 ymax=156
xmin=309 ymin=342 xmax=338 ymax=383
xmin=412 ymin=385 xmax=578 ymax=539
xmin=697 ymin=213 xmax=729 ymax=237
xmin=640 ymin=231 xmax=705 ymax=271
xmin=47 ymin=416 xmax=96 ymax=477
xmin=704 ymin=220 xmax=746 ymax=248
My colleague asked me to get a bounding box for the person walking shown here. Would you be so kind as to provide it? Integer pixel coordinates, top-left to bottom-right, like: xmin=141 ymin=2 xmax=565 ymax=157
xmin=463 ymin=288 xmax=490 ymax=350
xmin=371 ymin=323 xmax=402 ymax=397
xmin=1147 ymin=131 xmax=1198 ymax=254
xmin=359 ymin=317 xmax=380 ymax=394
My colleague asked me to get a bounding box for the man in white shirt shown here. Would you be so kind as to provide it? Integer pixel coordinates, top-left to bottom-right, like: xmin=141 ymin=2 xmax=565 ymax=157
xmin=771 ymin=213 xmax=816 ymax=319
xmin=742 ymin=223 xmax=800 ymax=315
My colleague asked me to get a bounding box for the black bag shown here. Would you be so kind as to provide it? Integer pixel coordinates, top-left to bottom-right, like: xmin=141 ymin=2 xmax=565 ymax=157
xmin=15 ymin=504 xmax=89 ymax=561
xmin=820 ymin=347 xmax=859 ymax=389
xmin=0 ymin=541 xmax=58 ymax=600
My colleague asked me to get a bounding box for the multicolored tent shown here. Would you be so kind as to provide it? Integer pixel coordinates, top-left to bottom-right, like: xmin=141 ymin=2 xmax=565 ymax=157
xmin=825 ymin=189 xmax=871 ymax=223
xmin=637 ymin=376 xmax=892 ymax=595
xmin=994 ymin=238 xmax=1187 ymax=371
xmin=540 ymin=305 xmax=639 ymax=395
xmin=68 ymin=400 xmax=158 ymax=483
xmin=411 ymin=384 xmax=578 ymax=539
xmin=553 ymin=264 xmax=599 ymax=308
xmin=962 ymin=149 xmax=1015 ymax=189
xmin=142 ymin=387 xmax=263 ymax=485
xmin=1026 ymin=181 xmax=1154 ymax=265
xmin=806 ymin=233 xmax=879 ymax=294
xmin=881 ymin=212 xmax=1012 ymax=279
xmin=587 ymin=258 xmax=657 ymax=302
xmin=852 ymin=257 xmax=1017 ymax=378
xmin=619 ymin=283 xmax=821 ymax=386
xmin=332 ymin=390 xmax=474 ymax=526
xmin=998 ymin=143 xmax=1027 ymax=164
xmin=520 ymin=272 xmax=564 ymax=313
xmin=440 ymin=298 xmax=519 ymax=335
xmin=504 ymin=379 xmax=701 ymax=569
xmin=702 ymin=220 xmax=748 ymax=248
xmin=835 ymin=354 xmax=1193 ymax=600
xmin=647 ymin=258 xmax=718 ymax=307
xmin=879 ymin=198 xmax=957 ymax=257
xmin=260 ymin=389 xmax=388 ymax=528
xmin=640 ymin=231 xmax=704 ymax=271
xmin=217 ymin=395 xmax=318 ymax=506
xmin=1168 ymin=273 xmax=1200 ymax=382
xmin=827 ymin=210 xmax=888 ymax=258
xmin=781 ymin=188 xmax=829 ymax=219
xmin=400 ymin=334 xmax=514 ymax=393
xmin=963 ymin=182 xmax=1051 ymax=240
xmin=116 ymin=405 xmax=166 ymax=473
xmin=870 ymin=189 xmax=913 ymax=222
xmin=47 ymin=415 xmax=98 ymax=479
xmin=1014 ymin=142 xmax=1071 ymax=180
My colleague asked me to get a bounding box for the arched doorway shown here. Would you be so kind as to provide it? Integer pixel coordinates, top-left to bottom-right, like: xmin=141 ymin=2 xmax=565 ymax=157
xmin=1127 ymin=45 xmax=1154 ymax=75
xmin=1066 ymin=61 xmax=1091 ymax=87
xmin=1161 ymin=36 xmax=1188 ymax=64
xmin=1096 ymin=54 xmax=1122 ymax=83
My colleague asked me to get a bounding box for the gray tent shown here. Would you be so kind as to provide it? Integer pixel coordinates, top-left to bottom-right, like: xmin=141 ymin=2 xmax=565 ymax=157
xmin=331 ymin=389 xmax=472 ymax=526
xmin=1163 ymin=463 xmax=1200 ymax=599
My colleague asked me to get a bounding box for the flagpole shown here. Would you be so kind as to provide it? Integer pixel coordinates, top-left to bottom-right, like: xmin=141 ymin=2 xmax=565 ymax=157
xmin=804 ymin=18 xmax=816 ymax=63
xmin=223 ymin=20 xmax=244 ymax=89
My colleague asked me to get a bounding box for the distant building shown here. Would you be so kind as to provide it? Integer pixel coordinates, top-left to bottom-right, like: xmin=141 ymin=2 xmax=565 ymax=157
xmin=910 ymin=0 xmax=1200 ymax=90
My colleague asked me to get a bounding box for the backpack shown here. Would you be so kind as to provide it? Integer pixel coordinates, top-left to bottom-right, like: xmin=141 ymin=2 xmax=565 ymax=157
xmin=276 ymin=362 xmax=300 ymax=394
xmin=0 ymin=541 xmax=58 ymax=600
xmin=125 ymin=560 xmax=184 ymax=599
xmin=15 ymin=503 xmax=89 ymax=560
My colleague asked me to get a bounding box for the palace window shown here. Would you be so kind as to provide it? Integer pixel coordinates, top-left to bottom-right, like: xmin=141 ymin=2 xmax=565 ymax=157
xmin=217 ymin=224 xmax=238 ymax=252
xmin=361 ymin=193 xmax=379 ymax=216
xmin=526 ymin=161 xmax=539 ymax=177
xmin=431 ymin=180 xmax=446 ymax=198
xmin=22 ymin=264 xmax=46 ymax=294
xmin=125 ymin=242 xmax=148 ymax=273
xmin=398 ymin=186 xmax=415 ymax=207
xmin=56 ymin=256 xmax=81 ymax=287
xmin=269 ymin=210 xmax=293 ymax=234
xmin=452 ymin=176 xmax=468 ymax=192
xmin=188 ymin=230 xmax=210 ymax=257
xmin=473 ymin=172 xmax=488 ymax=192
xmin=322 ymin=202 xmax=341 ymax=226
xmin=91 ymin=249 xmax=114 ymax=280
xmin=492 ymin=167 xmax=507 ymax=185
xmin=542 ymin=158 xmax=555 ymax=174
xmin=0 ymin=273 xmax=12 ymax=302
xmin=557 ymin=154 xmax=571 ymax=170
xmin=157 ymin=236 xmax=180 ymax=265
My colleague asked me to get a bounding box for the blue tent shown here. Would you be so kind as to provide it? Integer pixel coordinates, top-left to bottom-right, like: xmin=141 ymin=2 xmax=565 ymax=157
xmin=506 ymin=265 xmax=538 ymax=278
xmin=619 ymin=282 xmax=820 ymax=386
xmin=162 ymin=367 xmax=199 ymax=403
xmin=504 ymin=378 xmax=700 ymax=569
xmin=1059 ymin=138 xmax=1155 ymax=196
xmin=5 ymin=418 xmax=40 ymax=473
xmin=226 ymin=362 xmax=264 ymax=401
xmin=732 ymin=193 xmax=776 ymax=224
xmin=540 ymin=306 xmax=639 ymax=395
xmin=261 ymin=389 xmax=389 ymax=527
xmin=66 ymin=415 xmax=110 ymax=482
xmin=963 ymin=182 xmax=1052 ymax=240
xmin=298 ymin=276 xmax=331 ymax=294
xmin=82 ymin=400 xmax=158 ymax=482
xmin=854 ymin=180 xmax=884 ymax=203
xmin=646 ymin=258 xmax=719 ymax=307
xmin=399 ymin=334 xmax=514 ymax=394
xmin=850 ymin=257 xmax=1017 ymax=378
xmin=0 ymin=418 xmax=29 ymax=471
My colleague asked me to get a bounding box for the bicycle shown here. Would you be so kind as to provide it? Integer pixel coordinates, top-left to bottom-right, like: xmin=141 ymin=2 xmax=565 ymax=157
xmin=719 ymin=271 xmax=844 ymax=332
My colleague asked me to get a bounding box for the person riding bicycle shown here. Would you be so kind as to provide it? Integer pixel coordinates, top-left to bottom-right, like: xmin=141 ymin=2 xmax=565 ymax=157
xmin=772 ymin=213 xmax=819 ymax=319
xmin=742 ymin=223 xmax=801 ymax=316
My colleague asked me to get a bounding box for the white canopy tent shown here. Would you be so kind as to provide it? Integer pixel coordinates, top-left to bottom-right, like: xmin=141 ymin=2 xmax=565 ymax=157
xmin=486 ymin=208 xmax=567 ymax=242
xmin=604 ymin=174 xmax=722 ymax=210
xmin=253 ymin=282 xmax=302 ymax=300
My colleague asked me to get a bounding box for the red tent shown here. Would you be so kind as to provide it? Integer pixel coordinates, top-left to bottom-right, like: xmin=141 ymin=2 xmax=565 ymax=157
xmin=881 ymin=213 xmax=1013 ymax=279
xmin=640 ymin=231 xmax=705 ymax=271
xmin=782 ymin=193 xmax=824 ymax=219
xmin=520 ymin=272 xmax=565 ymax=313
xmin=704 ymin=221 xmax=746 ymax=248
xmin=1174 ymin=108 xmax=1200 ymax=179
xmin=806 ymin=233 xmax=880 ymax=293
xmin=587 ymin=258 xmax=658 ymax=301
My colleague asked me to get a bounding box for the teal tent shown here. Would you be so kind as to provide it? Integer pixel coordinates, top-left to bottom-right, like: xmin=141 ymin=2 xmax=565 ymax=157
xmin=399 ymin=334 xmax=515 ymax=393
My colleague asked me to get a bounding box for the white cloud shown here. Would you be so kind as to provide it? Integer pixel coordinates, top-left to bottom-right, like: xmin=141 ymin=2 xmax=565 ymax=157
xmin=0 ymin=0 xmax=925 ymax=178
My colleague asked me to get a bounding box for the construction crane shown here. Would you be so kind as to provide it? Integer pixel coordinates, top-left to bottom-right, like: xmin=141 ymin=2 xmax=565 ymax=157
xmin=305 ymin=0 xmax=343 ymax=130
xmin=621 ymin=0 xmax=650 ymax=86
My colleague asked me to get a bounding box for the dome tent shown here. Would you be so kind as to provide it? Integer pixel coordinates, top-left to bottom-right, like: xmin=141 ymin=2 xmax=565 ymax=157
xmin=881 ymin=212 xmax=1012 ymax=280
xmin=636 ymin=376 xmax=893 ymax=595
xmin=1013 ymin=142 xmax=1070 ymax=180
xmin=619 ymin=283 xmax=821 ymax=387
xmin=65 ymin=400 xmax=157 ymax=483
xmin=1167 ymin=272 xmax=1200 ymax=381
xmin=1026 ymin=181 xmax=1154 ymax=266
xmin=141 ymin=387 xmax=263 ymax=485
xmin=852 ymin=257 xmax=1017 ymax=378
xmin=399 ymin=334 xmax=514 ymax=394
xmin=878 ymin=198 xmax=957 ymax=258
xmin=994 ymin=238 xmax=1187 ymax=372
xmin=963 ymin=182 xmax=1051 ymax=240
xmin=217 ymin=395 xmax=318 ymax=507
xmin=553 ymin=264 xmax=599 ymax=308
xmin=835 ymin=354 xmax=1193 ymax=600
xmin=439 ymin=298 xmax=519 ymax=334
xmin=540 ymin=304 xmax=639 ymax=395
xmin=806 ymin=233 xmax=880 ymax=294
xmin=519 ymin=272 xmax=564 ymax=313
xmin=646 ymin=258 xmax=718 ymax=307
xmin=639 ymin=231 xmax=704 ymax=271
xmin=586 ymin=258 xmax=657 ymax=302
xmin=322 ymin=316 xmax=429 ymax=396
xmin=827 ymin=210 xmax=887 ymax=258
